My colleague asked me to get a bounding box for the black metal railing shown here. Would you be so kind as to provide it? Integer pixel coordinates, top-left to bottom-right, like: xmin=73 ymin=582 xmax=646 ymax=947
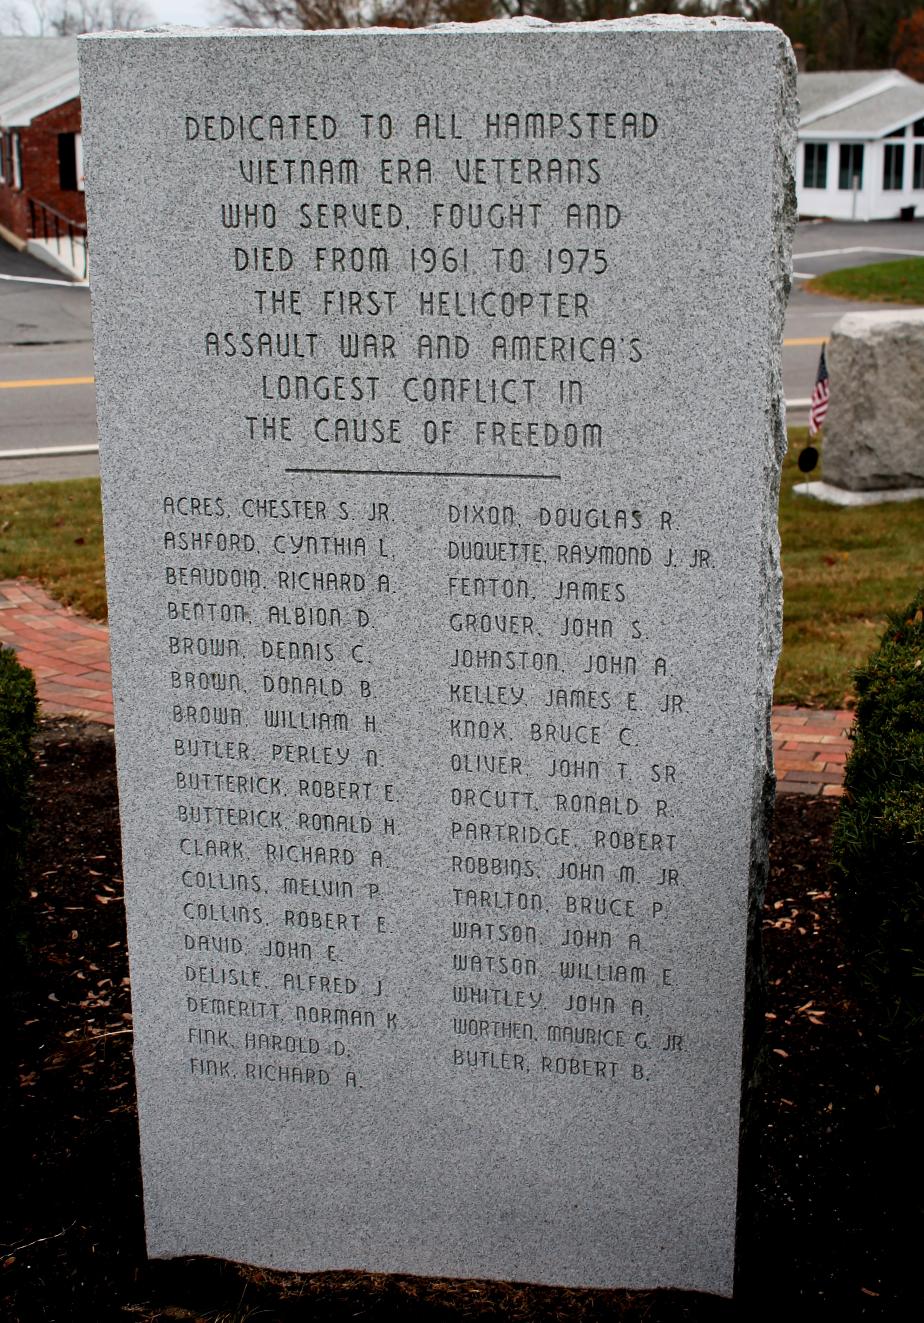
xmin=28 ymin=197 xmax=88 ymax=280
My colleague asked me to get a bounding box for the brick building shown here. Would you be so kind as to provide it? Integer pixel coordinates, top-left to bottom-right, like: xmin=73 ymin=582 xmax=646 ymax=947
xmin=0 ymin=37 xmax=85 ymax=278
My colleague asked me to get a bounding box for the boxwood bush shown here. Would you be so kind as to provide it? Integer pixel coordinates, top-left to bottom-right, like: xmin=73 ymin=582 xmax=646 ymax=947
xmin=0 ymin=646 xmax=38 ymax=1042
xmin=832 ymin=591 xmax=924 ymax=1080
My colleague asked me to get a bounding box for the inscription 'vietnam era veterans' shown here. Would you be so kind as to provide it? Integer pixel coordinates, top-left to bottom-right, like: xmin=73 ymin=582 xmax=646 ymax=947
xmin=78 ymin=19 xmax=795 ymax=1299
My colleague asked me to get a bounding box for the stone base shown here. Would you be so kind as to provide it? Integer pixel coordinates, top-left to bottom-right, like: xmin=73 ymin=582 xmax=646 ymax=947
xmin=821 ymin=310 xmax=924 ymax=493
xmin=793 ymin=480 xmax=924 ymax=506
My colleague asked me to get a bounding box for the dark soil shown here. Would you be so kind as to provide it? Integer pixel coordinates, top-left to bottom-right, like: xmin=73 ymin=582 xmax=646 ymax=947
xmin=0 ymin=719 xmax=905 ymax=1321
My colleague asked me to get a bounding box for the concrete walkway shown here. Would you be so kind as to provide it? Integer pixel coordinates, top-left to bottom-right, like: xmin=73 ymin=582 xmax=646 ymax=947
xmin=0 ymin=577 xmax=851 ymax=796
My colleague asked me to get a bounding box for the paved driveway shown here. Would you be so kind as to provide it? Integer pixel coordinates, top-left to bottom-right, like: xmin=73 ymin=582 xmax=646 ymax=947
xmin=0 ymin=241 xmax=97 ymax=484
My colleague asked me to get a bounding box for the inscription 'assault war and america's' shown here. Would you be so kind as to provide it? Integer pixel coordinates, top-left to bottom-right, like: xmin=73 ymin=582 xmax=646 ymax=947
xmin=79 ymin=19 xmax=794 ymax=1300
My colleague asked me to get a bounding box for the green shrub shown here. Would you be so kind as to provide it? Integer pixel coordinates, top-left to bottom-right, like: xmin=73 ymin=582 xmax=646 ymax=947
xmin=0 ymin=647 xmax=38 ymax=1034
xmin=832 ymin=592 xmax=924 ymax=1074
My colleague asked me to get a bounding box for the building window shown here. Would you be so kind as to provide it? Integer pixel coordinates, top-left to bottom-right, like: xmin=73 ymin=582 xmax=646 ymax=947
xmin=838 ymin=143 xmax=864 ymax=190
xmin=803 ymin=142 xmax=828 ymax=189
xmin=914 ymin=118 xmax=924 ymax=137
xmin=59 ymin=133 xmax=78 ymax=190
xmin=0 ymin=131 xmax=6 ymax=185
xmin=883 ymin=142 xmax=905 ymax=190
xmin=11 ymin=131 xmax=21 ymax=190
xmin=915 ymin=144 xmax=924 ymax=190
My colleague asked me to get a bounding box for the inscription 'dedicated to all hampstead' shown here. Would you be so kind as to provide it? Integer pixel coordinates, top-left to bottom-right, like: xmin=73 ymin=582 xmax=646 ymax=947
xmin=173 ymin=99 xmax=687 ymax=1092
xmin=80 ymin=23 xmax=792 ymax=1295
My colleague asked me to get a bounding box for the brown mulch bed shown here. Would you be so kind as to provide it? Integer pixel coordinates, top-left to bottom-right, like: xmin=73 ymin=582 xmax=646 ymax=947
xmin=0 ymin=719 xmax=905 ymax=1321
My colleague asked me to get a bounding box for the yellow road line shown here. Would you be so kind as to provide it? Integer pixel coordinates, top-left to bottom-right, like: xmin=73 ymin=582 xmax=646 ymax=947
xmin=0 ymin=375 xmax=95 ymax=389
xmin=783 ymin=337 xmax=828 ymax=346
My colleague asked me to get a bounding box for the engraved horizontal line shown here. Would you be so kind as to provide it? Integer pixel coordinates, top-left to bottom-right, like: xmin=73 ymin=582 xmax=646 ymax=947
xmin=283 ymin=468 xmax=561 ymax=480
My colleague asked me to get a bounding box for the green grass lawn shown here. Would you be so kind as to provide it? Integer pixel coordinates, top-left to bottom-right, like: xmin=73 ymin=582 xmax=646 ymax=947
xmin=778 ymin=428 xmax=924 ymax=706
xmin=0 ymin=478 xmax=107 ymax=620
xmin=806 ymin=256 xmax=924 ymax=304
xmin=1 ymin=451 xmax=922 ymax=708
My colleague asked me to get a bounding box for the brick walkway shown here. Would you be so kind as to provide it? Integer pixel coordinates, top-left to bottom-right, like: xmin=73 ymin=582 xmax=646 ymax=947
xmin=0 ymin=579 xmax=113 ymax=725
xmin=0 ymin=578 xmax=851 ymax=796
xmin=773 ymin=705 xmax=852 ymax=797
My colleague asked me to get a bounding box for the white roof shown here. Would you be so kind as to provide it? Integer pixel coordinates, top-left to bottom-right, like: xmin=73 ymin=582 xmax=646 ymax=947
xmin=0 ymin=38 xmax=79 ymax=128
xmin=799 ymin=69 xmax=924 ymax=140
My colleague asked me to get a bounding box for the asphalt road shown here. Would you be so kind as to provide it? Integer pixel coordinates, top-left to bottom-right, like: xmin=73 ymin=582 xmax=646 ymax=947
xmin=784 ymin=218 xmax=924 ymax=412
xmin=2 ymin=220 xmax=923 ymax=483
xmin=0 ymin=241 xmax=96 ymax=484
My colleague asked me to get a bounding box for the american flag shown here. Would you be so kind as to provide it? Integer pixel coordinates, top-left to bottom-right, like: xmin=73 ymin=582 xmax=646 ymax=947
xmin=808 ymin=346 xmax=829 ymax=437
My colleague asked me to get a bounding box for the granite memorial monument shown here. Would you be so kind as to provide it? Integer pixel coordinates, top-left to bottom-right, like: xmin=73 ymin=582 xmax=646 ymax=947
xmin=79 ymin=17 xmax=795 ymax=1298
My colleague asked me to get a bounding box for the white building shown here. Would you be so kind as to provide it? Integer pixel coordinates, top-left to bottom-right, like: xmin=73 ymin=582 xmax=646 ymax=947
xmin=798 ymin=70 xmax=924 ymax=221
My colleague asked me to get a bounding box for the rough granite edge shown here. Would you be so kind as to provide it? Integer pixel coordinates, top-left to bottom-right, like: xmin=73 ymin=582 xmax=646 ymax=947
xmin=832 ymin=308 xmax=924 ymax=335
xmin=736 ymin=24 xmax=798 ymax=1290
xmin=77 ymin=15 xmax=786 ymax=40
